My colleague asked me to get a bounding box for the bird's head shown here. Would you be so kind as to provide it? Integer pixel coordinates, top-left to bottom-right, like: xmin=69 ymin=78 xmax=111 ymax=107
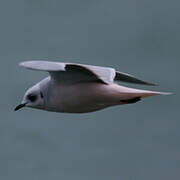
xmin=15 ymin=84 xmax=45 ymax=111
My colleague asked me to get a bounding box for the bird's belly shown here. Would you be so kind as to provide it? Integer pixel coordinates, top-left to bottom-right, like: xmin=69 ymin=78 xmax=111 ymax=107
xmin=46 ymin=83 xmax=121 ymax=113
xmin=60 ymin=102 xmax=110 ymax=113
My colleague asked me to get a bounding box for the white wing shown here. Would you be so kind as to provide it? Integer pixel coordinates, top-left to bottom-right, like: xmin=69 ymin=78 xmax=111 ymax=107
xmin=20 ymin=61 xmax=114 ymax=84
xmin=20 ymin=61 xmax=155 ymax=85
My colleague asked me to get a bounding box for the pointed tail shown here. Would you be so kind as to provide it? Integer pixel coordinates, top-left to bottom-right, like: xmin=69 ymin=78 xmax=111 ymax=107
xmin=117 ymin=85 xmax=172 ymax=99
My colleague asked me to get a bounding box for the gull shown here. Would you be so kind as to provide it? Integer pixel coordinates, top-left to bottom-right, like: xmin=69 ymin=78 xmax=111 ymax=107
xmin=15 ymin=61 xmax=170 ymax=113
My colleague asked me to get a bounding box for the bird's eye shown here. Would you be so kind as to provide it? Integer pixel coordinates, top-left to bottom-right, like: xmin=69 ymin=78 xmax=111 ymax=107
xmin=27 ymin=94 xmax=37 ymax=102
xmin=40 ymin=92 xmax=44 ymax=98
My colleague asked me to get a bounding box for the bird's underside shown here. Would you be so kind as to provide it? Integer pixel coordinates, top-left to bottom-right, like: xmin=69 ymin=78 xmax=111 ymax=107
xmin=43 ymin=82 xmax=165 ymax=113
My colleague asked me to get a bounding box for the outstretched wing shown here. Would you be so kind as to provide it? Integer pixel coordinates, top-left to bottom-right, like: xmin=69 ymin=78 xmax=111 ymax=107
xmin=19 ymin=61 xmax=114 ymax=84
xmin=20 ymin=61 xmax=155 ymax=85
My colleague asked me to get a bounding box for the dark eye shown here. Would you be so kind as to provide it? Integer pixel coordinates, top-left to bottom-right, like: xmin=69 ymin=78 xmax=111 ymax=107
xmin=27 ymin=94 xmax=37 ymax=102
xmin=40 ymin=92 xmax=44 ymax=98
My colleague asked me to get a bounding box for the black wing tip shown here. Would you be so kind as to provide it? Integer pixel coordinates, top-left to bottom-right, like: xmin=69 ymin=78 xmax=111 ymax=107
xmin=140 ymin=82 xmax=158 ymax=86
xmin=115 ymin=72 xmax=158 ymax=86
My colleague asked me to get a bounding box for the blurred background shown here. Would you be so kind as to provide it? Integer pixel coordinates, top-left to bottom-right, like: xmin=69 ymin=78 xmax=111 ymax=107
xmin=0 ymin=0 xmax=179 ymax=179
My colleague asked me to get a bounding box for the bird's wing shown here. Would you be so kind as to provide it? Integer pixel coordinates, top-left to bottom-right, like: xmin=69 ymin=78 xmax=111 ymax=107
xmin=20 ymin=61 xmax=155 ymax=85
xmin=19 ymin=61 xmax=115 ymax=84
xmin=114 ymin=71 xmax=156 ymax=86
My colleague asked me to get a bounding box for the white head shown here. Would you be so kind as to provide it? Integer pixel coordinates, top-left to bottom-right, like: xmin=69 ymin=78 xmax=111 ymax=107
xmin=15 ymin=84 xmax=45 ymax=111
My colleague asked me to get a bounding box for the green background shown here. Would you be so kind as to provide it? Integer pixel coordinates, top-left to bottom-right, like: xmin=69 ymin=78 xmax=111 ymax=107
xmin=0 ymin=0 xmax=179 ymax=179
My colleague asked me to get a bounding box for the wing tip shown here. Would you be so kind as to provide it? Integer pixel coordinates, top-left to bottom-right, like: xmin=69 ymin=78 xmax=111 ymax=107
xmin=142 ymin=82 xmax=158 ymax=86
xmin=18 ymin=61 xmax=66 ymax=72
xmin=19 ymin=61 xmax=35 ymax=68
xmin=19 ymin=61 xmax=26 ymax=67
xmin=115 ymin=71 xmax=158 ymax=86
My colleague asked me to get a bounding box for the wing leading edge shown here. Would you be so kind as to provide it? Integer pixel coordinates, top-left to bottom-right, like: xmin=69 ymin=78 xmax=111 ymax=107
xmin=20 ymin=61 xmax=156 ymax=85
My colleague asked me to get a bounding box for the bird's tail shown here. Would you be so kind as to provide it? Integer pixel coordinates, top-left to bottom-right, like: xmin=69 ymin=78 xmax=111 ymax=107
xmin=117 ymin=85 xmax=172 ymax=99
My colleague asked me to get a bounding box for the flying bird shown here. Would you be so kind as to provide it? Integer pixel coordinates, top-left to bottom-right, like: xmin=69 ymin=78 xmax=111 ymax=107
xmin=15 ymin=61 xmax=170 ymax=113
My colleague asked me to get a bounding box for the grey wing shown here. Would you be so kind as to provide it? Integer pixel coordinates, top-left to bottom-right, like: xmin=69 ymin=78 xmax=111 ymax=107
xmin=19 ymin=61 xmax=111 ymax=84
xmin=115 ymin=71 xmax=156 ymax=86
xmin=20 ymin=61 xmax=155 ymax=85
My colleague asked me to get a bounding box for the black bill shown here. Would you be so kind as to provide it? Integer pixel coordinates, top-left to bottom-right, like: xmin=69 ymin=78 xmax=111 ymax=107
xmin=14 ymin=103 xmax=26 ymax=111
